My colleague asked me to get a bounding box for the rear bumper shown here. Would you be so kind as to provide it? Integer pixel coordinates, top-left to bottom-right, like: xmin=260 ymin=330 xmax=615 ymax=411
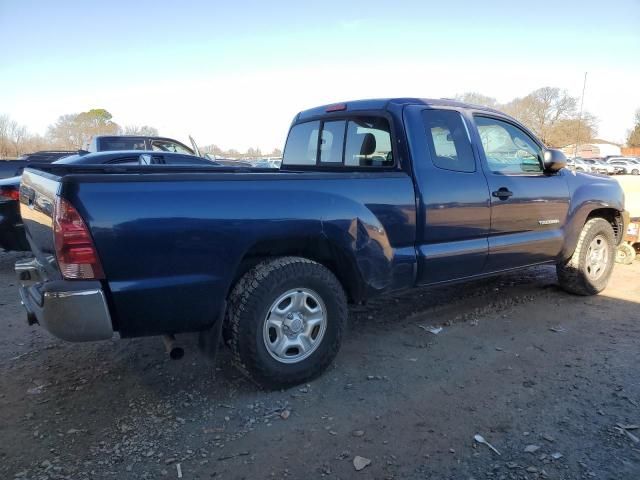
xmin=15 ymin=258 xmax=114 ymax=342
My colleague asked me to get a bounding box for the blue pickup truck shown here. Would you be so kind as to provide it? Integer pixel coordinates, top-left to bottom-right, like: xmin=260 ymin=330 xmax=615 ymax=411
xmin=15 ymin=98 xmax=628 ymax=388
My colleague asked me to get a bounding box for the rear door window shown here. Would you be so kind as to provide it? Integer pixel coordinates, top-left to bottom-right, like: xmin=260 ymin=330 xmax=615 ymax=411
xmin=422 ymin=110 xmax=475 ymax=173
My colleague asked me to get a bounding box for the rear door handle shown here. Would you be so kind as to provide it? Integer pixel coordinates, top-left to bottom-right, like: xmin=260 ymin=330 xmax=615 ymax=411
xmin=492 ymin=188 xmax=513 ymax=200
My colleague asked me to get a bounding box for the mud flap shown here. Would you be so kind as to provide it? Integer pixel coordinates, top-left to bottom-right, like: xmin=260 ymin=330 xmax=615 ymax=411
xmin=197 ymin=301 xmax=226 ymax=362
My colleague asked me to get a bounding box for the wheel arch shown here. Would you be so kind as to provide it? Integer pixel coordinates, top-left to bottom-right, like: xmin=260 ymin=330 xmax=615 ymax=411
xmin=229 ymin=236 xmax=366 ymax=304
xmin=562 ymin=206 xmax=625 ymax=261
xmin=586 ymin=208 xmax=625 ymax=245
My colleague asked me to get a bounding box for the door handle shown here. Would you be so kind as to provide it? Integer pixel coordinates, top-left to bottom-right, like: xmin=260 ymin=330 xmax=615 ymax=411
xmin=492 ymin=188 xmax=513 ymax=200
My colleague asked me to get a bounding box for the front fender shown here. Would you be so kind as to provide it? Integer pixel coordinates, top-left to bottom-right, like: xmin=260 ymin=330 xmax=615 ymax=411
xmin=561 ymin=171 xmax=625 ymax=259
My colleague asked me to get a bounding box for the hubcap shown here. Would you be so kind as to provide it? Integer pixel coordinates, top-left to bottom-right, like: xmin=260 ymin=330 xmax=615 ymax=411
xmin=586 ymin=235 xmax=609 ymax=280
xmin=263 ymin=288 xmax=327 ymax=364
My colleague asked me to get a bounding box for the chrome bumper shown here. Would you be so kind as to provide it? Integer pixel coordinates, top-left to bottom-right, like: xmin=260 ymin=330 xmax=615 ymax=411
xmin=15 ymin=258 xmax=114 ymax=342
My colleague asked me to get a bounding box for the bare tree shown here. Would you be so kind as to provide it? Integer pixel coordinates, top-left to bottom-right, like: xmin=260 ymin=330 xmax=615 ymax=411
xmin=503 ymin=87 xmax=577 ymax=144
xmin=122 ymin=125 xmax=159 ymax=136
xmin=455 ymin=92 xmax=498 ymax=108
xmin=8 ymin=121 xmax=28 ymax=157
xmin=545 ymin=114 xmax=598 ymax=148
xmin=0 ymin=114 xmax=11 ymax=158
xmin=627 ymin=108 xmax=640 ymax=147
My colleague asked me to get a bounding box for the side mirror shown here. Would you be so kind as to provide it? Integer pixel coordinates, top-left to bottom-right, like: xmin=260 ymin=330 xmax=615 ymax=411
xmin=543 ymin=149 xmax=567 ymax=172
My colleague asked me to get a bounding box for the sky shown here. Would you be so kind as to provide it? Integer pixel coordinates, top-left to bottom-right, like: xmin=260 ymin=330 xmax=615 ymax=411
xmin=1 ymin=0 xmax=639 ymax=151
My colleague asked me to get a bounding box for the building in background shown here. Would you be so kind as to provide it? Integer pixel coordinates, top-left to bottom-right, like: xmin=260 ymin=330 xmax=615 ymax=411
xmin=561 ymin=140 xmax=621 ymax=158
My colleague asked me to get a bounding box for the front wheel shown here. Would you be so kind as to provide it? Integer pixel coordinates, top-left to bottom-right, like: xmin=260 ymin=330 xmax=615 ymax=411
xmin=632 ymin=169 xmax=639 ymax=176
xmin=226 ymin=257 xmax=347 ymax=389
xmin=557 ymin=217 xmax=616 ymax=295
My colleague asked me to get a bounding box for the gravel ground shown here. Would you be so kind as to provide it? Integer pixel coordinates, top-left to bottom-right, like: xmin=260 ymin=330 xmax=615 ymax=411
xmin=1 ymin=250 xmax=639 ymax=480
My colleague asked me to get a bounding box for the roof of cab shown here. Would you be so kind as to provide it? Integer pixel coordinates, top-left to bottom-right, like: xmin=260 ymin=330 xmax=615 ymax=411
xmin=295 ymin=98 xmax=504 ymax=122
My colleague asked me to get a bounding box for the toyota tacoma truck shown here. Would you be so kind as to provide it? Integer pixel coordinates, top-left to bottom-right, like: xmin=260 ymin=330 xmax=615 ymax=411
xmin=15 ymin=98 xmax=628 ymax=388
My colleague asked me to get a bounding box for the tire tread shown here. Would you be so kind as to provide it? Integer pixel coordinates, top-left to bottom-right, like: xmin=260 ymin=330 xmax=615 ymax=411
xmin=226 ymin=256 xmax=347 ymax=388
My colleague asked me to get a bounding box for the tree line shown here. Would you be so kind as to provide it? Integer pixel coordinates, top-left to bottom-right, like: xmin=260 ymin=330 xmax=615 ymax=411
xmin=0 ymin=108 xmax=282 ymax=159
xmin=0 ymin=109 xmax=159 ymax=159
xmin=2 ymin=91 xmax=639 ymax=159
xmin=456 ymin=88 xmax=638 ymax=149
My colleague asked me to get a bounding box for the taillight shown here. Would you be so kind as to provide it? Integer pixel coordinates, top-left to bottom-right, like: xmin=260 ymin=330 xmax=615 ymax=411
xmin=0 ymin=187 xmax=19 ymax=201
xmin=53 ymin=197 xmax=104 ymax=280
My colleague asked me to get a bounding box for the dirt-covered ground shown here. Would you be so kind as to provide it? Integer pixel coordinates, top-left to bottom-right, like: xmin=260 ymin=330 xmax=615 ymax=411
xmin=1 ymin=249 xmax=639 ymax=480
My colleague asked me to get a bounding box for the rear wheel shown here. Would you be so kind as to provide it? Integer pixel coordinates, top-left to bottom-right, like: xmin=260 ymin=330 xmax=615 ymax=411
xmin=616 ymin=243 xmax=636 ymax=265
xmin=632 ymin=169 xmax=639 ymax=175
xmin=226 ymin=256 xmax=347 ymax=389
xmin=557 ymin=217 xmax=616 ymax=295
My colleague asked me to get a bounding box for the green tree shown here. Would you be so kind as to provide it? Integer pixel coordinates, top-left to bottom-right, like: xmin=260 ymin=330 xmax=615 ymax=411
xmin=627 ymin=109 xmax=640 ymax=147
xmin=48 ymin=108 xmax=119 ymax=149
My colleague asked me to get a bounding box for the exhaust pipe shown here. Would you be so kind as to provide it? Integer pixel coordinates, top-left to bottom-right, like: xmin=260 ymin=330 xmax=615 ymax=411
xmin=162 ymin=334 xmax=184 ymax=360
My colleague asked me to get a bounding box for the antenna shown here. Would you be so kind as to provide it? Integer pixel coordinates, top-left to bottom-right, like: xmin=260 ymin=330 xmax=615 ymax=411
xmin=573 ymin=72 xmax=587 ymax=158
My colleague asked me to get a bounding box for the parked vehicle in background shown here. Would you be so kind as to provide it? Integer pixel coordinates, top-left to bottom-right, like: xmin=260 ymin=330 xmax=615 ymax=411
xmin=581 ymin=158 xmax=610 ymax=175
xmin=0 ymin=151 xmax=76 ymax=179
xmin=84 ymin=135 xmax=197 ymax=155
xmin=55 ymin=150 xmax=221 ymax=166
xmin=16 ymin=98 xmax=628 ymax=388
xmin=1 ymin=150 xmax=220 ymax=252
xmin=203 ymin=154 xmax=253 ymax=167
xmin=605 ymin=155 xmax=638 ymax=163
xmin=609 ymin=159 xmax=639 ymax=175
xmin=251 ymin=157 xmax=282 ymax=168
xmin=568 ymin=157 xmax=594 ymax=173
xmin=596 ymin=159 xmax=617 ymax=175
xmin=0 ymin=176 xmax=28 ymax=251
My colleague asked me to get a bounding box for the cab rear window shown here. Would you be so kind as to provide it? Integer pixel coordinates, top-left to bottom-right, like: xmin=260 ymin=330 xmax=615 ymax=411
xmin=283 ymin=117 xmax=393 ymax=168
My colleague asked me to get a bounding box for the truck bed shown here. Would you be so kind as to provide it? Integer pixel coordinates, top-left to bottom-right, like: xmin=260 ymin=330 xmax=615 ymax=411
xmin=19 ymin=165 xmax=417 ymax=337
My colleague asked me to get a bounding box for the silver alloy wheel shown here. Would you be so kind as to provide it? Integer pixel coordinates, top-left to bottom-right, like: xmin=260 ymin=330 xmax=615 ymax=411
xmin=263 ymin=288 xmax=327 ymax=364
xmin=586 ymin=234 xmax=609 ymax=280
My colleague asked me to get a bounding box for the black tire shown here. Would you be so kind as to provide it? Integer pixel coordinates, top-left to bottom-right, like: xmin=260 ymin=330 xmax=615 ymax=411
xmin=226 ymin=256 xmax=347 ymax=389
xmin=616 ymin=243 xmax=636 ymax=265
xmin=632 ymin=169 xmax=639 ymax=176
xmin=557 ymin=217 xmax=616 ymax=295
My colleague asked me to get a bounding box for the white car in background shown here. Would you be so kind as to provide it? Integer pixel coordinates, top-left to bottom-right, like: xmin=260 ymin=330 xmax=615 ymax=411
xmin=567 ymin=157 xmax=596 ymax=173
xmin=608 ymin=159 xmax=640 ymax=175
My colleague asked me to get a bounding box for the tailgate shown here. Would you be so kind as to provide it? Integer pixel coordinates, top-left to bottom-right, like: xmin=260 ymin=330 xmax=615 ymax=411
xmin=19 ymin=168 xmax=63 ymax=281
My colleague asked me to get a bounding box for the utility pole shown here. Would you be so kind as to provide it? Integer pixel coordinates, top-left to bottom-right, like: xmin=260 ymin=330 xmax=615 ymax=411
xmin=573 ymin=72 xmax=587 ymax=158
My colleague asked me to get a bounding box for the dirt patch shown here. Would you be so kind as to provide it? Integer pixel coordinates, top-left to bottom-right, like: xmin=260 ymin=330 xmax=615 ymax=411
xmin=1 ymin=251 xmax=639 ymax=479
